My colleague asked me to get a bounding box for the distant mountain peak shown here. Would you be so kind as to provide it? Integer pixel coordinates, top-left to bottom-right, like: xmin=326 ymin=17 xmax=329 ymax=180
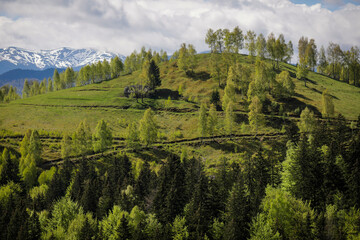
xmin=0 ymin=47 xmax=125 ymax=75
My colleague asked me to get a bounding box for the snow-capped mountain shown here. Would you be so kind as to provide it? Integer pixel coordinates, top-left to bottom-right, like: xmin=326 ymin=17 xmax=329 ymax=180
xmin=0 ymin=47 xmax=124 ymax=75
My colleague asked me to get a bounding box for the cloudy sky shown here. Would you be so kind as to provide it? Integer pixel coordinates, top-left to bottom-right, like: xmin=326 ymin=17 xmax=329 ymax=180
xmin=0 ymin=0 xmax=359 ymax=57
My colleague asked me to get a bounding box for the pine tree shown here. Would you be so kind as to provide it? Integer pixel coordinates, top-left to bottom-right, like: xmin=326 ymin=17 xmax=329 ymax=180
xmin=72 ymin=120 xmax=92 ymax=155
xmin=102 ymin=59 xmax=111 ymax=80
xmin=222 ymin=66 xmax=236 ymax=111
xmin=53 ymin=68 xmax=61 ymax=91
xmin=248 ymin=96 xmax=265 ymax=133
xmin=126 ymin=122 xmax=140 ymax=148
xmin=61 ymin=133 xmax=73 ymax=158
xmin=207 ymin=104 xmax=218 ymax=136
xmin=198 ymin=102 xmax=207 ymax=138
xmin=110 ymin=56 xmax=124 ymax=78
xmin=139 ymin=108 xmax=158 ymax=146
xmin=47 ymin=78 xmax=53 ymax=92
xmin=225 ymin=101 xmax=235 ymax=135
xmin=223 ymin=176 xmax=249 ymax=240
xmin=92 ymin=119 xmax=112 ymax=153
xmin=148 ymin=59 xmax=161 ymax=89
xmin=22 ymin=79 xmax=30 ymax=98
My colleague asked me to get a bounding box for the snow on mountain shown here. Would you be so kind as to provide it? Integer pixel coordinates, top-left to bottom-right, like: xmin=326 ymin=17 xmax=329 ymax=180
xmin=0 ymin=47 xmax=125 ymax=74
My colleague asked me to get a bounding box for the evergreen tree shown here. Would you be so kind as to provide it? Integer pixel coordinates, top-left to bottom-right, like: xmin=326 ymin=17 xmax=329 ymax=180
xmin=225 ymin=101 xmax=235 ymax=135
xmin=47 ymin=78 xmax=53 ymax=92
xmin=139 ymin=108 xmax=158 ymax=146
xmin=92 ymin=119 xmax=112 ymax=153
xmin=22 ymin=79 xmax=30 ymax=98
xmin=198 ymin=102 xmax=207 ymax=138
xmin=245 ymin=30 xmax=257 ymax=62
xmin=148 ymin=59 xmax=161 ymax=89
xmin=72 ymin=120 xmax=92 ymax=156
xmin=223 ymin=176 xmax=249 ymax=240
xmin=207 ymin=104 xmax=218 ymax=136
xmin=248 ymin=96 xmax=265 ymax=133
xmin=110 ymin=56 xmax=124 ymax=78
xmin=222 ymin=66 xmax=236 ymax=111
xmin=126 ymin=122 xmax=140 ymax=148
xmin=61 ymin=133 xmax=73 ymax=158
xmin=53 ymin=68 xmax=61 ymax=91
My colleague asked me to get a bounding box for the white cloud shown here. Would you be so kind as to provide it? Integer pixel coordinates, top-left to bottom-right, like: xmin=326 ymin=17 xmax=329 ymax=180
xmin=0 ymin=0 xmax=359 ymax=57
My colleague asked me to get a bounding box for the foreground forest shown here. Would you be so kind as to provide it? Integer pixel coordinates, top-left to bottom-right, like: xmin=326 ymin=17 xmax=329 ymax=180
xmin=1 ymin=27 xmax=360 ymax=239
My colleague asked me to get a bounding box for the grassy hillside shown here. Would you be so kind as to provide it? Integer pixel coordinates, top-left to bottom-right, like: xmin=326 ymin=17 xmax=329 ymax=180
xmin=0 ymin=53 xmax=359 ymax=139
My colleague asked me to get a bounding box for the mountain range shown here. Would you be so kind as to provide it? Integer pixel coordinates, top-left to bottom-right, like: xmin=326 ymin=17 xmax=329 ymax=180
xmin=0 ymin=47 xmax=124 ymax=90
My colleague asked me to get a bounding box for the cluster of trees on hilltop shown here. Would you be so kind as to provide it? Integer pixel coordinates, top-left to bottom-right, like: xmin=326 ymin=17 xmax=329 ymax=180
xmin=123 ymin=47 xmax=168 ymax=74
xmin=0 ymin=114 xmax=359 ymax=239
xmin=0 ymin=84 xmax=20 ymax=103
xmin=21 ymin=56 xmax=124 ymax=99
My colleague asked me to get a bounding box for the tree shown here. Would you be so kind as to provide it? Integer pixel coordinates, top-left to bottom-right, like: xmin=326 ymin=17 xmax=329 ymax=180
xmin=205 ymin=28 xmax=217 ymax=53
xmin=276 ymin=70 xmax=295 ymax=98
xmin=322 ymin=89 xmax=335 ymax=118
xmin=298 ymin=107 xmax=316 ymax=134
xmin=102 ymin=59 xmax=111 ymax=80
xmin=222 ymin=66 xmax=236 ymax=111
xmin=349 ymin=46 xmax=360 ymax=86
xmin=223 ymin=178 xmax=249 ymax=240
xmin=248 ymin=96 xmax=265 ymax=133
xmin=198 ymin=102 xmax=207 ymax=138
xmin=327 ymin=42 xmax=342 ymax=79
xmin=172 ymin=216 xmax=189 ymax=240
xmin=47 ymin=78 xmax=53 ymax=92
xmin=214 ymin=29 xmax=225 ymax=53
xmin=126 ymin=122 xmax=140 ymax=148
xmin=22 ymin=79 xmax=30 ymax=98
xmin=64 ymin=67 xmax=75 ymax=88
xmin=148 ymin=59 xmax=161 ymax=89
xmin=72 ymin=120 xmax=92 ymax=155
xmin=245 ymin=30 xmax=256 ymax=62
xmin=139 ymin=108 xmax=158 ymax=146
xmin=305 ymin=39 xmax=317 ymax=71
xmin=232 ymin=26 xmax=244 ymax=54
xmin=207 ymin=104 xmax=218 ymax=136
xmin=225 ymin=101 xmax=235 ymax=135
xmin=318 ymin=45 xmax=328 ymax=74
xmin=92 ymin=119 xmax=112 ymax=153
xmin=53 ymin=69 xmax=61 ymax=91
xmin=296 ymin=63 xmax=309 ymax=87
xmin=110 ymin=56 xmax=124 ymax=78
xmin=256 ymin=33 xmax=267 ymax=60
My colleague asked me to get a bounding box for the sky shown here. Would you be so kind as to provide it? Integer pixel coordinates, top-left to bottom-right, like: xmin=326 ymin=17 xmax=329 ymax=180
xmin=0 ymin=0 xmax=359 ymax=57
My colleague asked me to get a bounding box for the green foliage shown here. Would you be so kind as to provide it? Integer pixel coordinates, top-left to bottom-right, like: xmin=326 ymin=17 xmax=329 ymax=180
xmin=126 ymin=122 xmax=140 ymax=148
xmin=250 ymin=187 xmax=316 ymax=239
xmin=322 ymin=89 xmax=335 ymax=118
xmin=139 ymin=108 xmax=158 ymax=146
xmin=30 ymin=184 xmax=49 ymax=201
xmin=72 ymin=120 xmax=92 ymax=155
xmin=172 ymin=216 xmax=189 ymax=240
xmin=225 ymin=101 xmax=235 ymax=135
xmin=207 ymin=104 xmax=218 ymax=136
xmin=38 ymin=166 xmax=56 ymax=185
xmin=61 ymin=133 xmax=73 ymax=158
xmin=198 ymin=102 xmax=207 ymax=138
xmin=178 ymin=43 xmax=197 ymax=73
xmin=92 ymin=119 xmax=112 ymax=153
xmin=248 ymin=96 xmax=265 ymax=133
xmin=275 ymin=70 xmax=295 ymax=98
xmin=222 ymin=66 xmax=236 ymax=111
xmin=99 ymin=205 xmax=130 ymax=239
xmin=0 ymin=181 xmax=21 ymax=206
xmin=298 ymin=107 xmax=316 ymax=134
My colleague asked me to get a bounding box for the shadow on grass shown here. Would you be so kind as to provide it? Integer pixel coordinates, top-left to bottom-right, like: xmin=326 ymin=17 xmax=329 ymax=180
xmin=186 ymin=71 xmax=211 ymax=81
